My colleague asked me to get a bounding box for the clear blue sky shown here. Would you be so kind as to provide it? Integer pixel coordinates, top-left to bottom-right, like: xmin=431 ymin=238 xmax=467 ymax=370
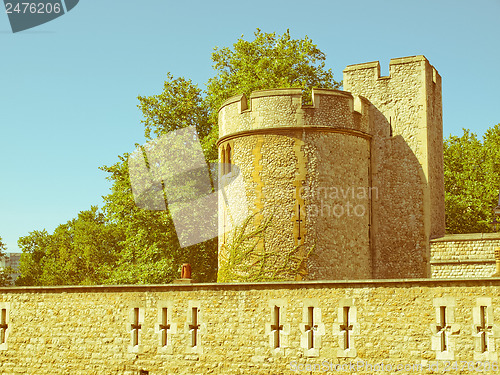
xmin=1 ymin=0 xmax=499 ymax=253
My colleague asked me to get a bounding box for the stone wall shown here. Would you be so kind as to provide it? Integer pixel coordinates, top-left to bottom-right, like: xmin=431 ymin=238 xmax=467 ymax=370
xmin=0 ymin=279 xmax=500 ymax=374
xmin=430 ymin=234 xmax=500 ymax=278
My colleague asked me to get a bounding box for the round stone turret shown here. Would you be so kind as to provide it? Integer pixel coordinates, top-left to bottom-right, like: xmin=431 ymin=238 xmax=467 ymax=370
xmin=217 ymin=88 xmax=373 ymax=281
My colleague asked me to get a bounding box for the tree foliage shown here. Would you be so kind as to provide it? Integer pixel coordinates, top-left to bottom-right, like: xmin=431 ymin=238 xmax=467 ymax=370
xmin=137 ymin=74 xmax=211 ymax=142
xmin=16 ymin=29 xmax=342 ymax=285
xmin=99 ymin=154 xmax=218 ymax=284
xmin=0 ymin=237 xmax=6 ymax=257
xmin=444 ymin=124 xmax=500 ymax=233
xmin=16 ymin=207 xmax=123 ymax=286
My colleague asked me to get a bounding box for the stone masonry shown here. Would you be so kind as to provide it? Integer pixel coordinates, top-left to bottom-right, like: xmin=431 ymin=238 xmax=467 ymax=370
xmin=430 ymin=234 xmax=500 ymax=278
xmin=1 ymin=279 xmax=500 ymax=374
xmin=218 ymin=56 xmax=445 ymax=281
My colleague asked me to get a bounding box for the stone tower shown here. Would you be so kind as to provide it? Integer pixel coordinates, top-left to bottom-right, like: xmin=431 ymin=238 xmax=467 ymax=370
xmin=217 ymin=55 xmax=445 ymax=281
xmin=343 ymin=55 xmax=445 ymax=279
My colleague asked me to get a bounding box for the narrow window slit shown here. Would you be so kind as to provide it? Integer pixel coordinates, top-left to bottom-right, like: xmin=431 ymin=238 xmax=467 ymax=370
xmin=226 ymin=144 xmax=231 ymax=174
xmin=437 ymin=306 xmax=448 ymax=352
xmin=477 ymin=306 xmax=489 ymax=353
xmin=131 ymin=308 xmax=141 ymax=346
xmin=296 ymin=205 xmax=303 ymax=240
xmin=0 ymin=309 xmax=7 ymax=344
xmin=340 ymin=306 xmax=353 ymax=350
xmin=271 ymin=306 xmax=283 ymax=348
xmin=189 ymin=307 xmax=200 ymax=347
xmin=221 ymin=145 xmax=226 ymax=175
xmin=159 ymin=307 xmax=170 ymax=347
xmin=305 ymin=306 xmax=317 ymax=349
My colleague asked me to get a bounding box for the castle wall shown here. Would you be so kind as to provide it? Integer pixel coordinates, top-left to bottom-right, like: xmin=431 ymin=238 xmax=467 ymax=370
xmin=343 ymin=56 xmax=446 ymax=279
xmin=430 ymin=234 xmax=500 ymax=278
xmin=0 ymin=280 xmax=499 ymax=374
xmin=217 ymin=89 xmax=372 ymax=281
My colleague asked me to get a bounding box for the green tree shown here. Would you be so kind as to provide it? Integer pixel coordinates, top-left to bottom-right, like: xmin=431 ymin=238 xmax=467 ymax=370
xmin=138 ymin=74 xmax=211 ymax=143
xmin=16 ymin=207 xmax=124 ymax=286
xmin=100 ymin=154 xmax=218 ymax=284
xmin=444 ymin=124 xmax=500 ymax=233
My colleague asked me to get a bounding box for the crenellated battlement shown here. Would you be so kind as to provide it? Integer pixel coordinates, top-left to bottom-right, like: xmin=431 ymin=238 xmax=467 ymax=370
xmin=218 ymin=88 xmax=370 ymax=139
xmin=343 ymin=55 xmax=441 ymax=92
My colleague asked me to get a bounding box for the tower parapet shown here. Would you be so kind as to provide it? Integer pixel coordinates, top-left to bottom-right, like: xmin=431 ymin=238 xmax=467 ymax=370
xmin=218 ymin=88 xmax=370 ymax=139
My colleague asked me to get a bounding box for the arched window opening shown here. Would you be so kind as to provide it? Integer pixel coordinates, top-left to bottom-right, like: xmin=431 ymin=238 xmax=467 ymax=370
xmin=226 ymin=144 xmax=232 ymax=174
xmin=221 ymin=145 xmax=226 ymax=175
